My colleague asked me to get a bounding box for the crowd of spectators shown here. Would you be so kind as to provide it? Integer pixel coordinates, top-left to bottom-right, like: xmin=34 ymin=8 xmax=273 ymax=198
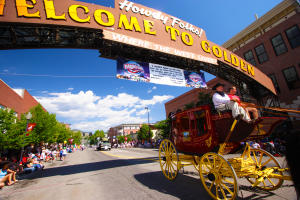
xmin=0 ymin=144 xmax=83 ymax=190
xmin=241 ymin=137 xmax=287 ymax=156
xmin=111 ymin=140 xmax=162 ymax=149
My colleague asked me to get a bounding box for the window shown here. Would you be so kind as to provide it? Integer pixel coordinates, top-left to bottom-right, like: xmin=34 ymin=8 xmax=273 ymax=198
xmin=244 ymin=50 xmax=256 ymax=66
xmin=194 ymin=110 xmax=207 ymax=137
xmin=268 ymin=74 xmax=280 ymax=93
xmin=271 ymin=34 xmax=287 ymax=56
xmin=255 ymin=44 xmax=269 ymax=64
xmin=282 ymin=66 xmax=300 ymax=90
xmin=285 ymin=25 xmax=300 ymax=49
xmin=180 ymin=117 xmax=190 ymax=131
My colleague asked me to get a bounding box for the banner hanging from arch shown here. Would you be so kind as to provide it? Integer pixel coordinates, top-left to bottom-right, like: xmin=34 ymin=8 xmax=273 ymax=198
xmin=116 ymin=58 xmax=207 ymax=88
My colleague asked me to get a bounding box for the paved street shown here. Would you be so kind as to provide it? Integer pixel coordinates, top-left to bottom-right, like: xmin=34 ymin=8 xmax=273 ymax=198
xmin=0 ymin=148 xmax=297 ymax=200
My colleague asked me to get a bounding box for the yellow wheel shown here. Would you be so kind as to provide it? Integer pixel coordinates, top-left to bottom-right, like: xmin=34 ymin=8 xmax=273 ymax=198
xmin=159 ymin=139 xmax=179 ymax=181
xmin=246 ymin=148 xmax=283 ymax=191
xmin=199 ymin=152 xmax=238 ymax=200
xmin=193 ymin=155 xmax=201 ymax=171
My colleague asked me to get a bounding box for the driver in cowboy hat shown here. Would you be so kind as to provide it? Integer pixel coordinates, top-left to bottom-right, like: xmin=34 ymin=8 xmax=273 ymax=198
xmin=212 ymin=83 xmax=251 ymax=122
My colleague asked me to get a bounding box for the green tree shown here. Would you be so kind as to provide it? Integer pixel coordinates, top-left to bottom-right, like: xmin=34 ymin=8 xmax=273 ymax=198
xmin=55 ymin=122 xmax=71 ymax=144
xmin=29 ymin=104 xmax=58 ymax=144
xmin=117 ymin=135 xmax=132 ymax=143
xmin=184 ymin=102 xmax=195 ymax=110
xmin=154 ymin=119 xmax=171 ymax=139
xmin=0 ymin=109 xmax=26 ymax=150
xmin=137 ymin=124 xmax=153 ymax=141
xmin=0 ymin=104 xmax=77 ymax=153
xmin=71 ymin=131 xmax=82 ymax=145
xmin=88 ymin=130 xmax=105 ymax=145
xmin=196 ymin=92 xmax=213 ymax=107
xmin=126 ymin=135 xmax=133 ymax=142
xmin=117 ymin=135 xmax=125 ymax=143
xmin=94 ymin=130 xmax=105 ymax=139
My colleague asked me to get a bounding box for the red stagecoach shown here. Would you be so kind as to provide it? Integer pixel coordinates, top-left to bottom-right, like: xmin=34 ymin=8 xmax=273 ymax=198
xmin=159 ymin=102 xmax=292 ymax=200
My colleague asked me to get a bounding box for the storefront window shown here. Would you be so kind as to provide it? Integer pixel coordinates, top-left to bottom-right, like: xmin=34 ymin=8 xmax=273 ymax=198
xmin=285 ymin=25 xmax=300 ymax=49
xmin=244 ymin=50 xmax=256 ymax=66
xmin=271 ymin=34 xmax=287 ymax=56
xmin=255 ymin=43 xmax=269 ymax=64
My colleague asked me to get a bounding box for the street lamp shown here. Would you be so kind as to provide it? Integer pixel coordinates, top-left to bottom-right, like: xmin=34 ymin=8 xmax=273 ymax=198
xmin=26 ymin=112 xmax=32 ymax=121
xmin=145 ymin=107 xmax=150 ymax=143
xmin=20 ymin=112 xmax=32 ymax=162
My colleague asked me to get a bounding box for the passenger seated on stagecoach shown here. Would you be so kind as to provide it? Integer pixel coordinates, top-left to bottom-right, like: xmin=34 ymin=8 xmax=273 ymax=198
xmin=228 ymin=86 xmax=259 ymax=120
xmin=212 ymin=83 xmax=251 ymax=122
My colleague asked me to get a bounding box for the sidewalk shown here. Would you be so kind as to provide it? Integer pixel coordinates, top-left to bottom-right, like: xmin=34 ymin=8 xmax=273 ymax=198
xmin=0 ymin=150 xmax=81 ymax=197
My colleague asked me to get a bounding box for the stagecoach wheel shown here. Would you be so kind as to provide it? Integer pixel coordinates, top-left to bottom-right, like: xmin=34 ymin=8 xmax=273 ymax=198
xmin=159 ymin=139 xmax=179 ymax=181
xmin=246 ymin=148 xmax=283 ymax=191
xmin=199 ymin=152 xmax=238 ymax=200
xmin=193 ymin=155 xmax=201 ymax=171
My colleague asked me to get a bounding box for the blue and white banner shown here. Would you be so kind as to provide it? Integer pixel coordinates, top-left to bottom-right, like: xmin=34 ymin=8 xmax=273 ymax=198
xmin=117 ymin=58 xmax=207 ymax=88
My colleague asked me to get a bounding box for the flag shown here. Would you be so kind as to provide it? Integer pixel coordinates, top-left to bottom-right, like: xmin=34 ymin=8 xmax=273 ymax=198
xmin=25 ymin=123 xmax=36 ymax=136
xmin=26 ymin=123 xmax=36 ymax=132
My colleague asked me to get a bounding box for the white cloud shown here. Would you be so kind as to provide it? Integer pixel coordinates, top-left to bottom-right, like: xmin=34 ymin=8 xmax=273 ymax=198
xmin=67 ymin=88 xmax=74 ymax=91
xmin=147 ymin=86 xmax=157 ymax=94
xmin=35 ymin=91 xmax=173 ymax=132
xmin=136 ymin=109 xmax=148 ymax=116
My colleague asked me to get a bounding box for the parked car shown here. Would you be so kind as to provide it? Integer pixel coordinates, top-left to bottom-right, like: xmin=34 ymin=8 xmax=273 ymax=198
xmin=97 ymin=141 xmax=111 ymax=151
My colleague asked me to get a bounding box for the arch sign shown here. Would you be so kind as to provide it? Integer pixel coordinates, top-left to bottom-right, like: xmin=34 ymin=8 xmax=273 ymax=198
xmin=0 ymin=0 xmax=276 ymax=94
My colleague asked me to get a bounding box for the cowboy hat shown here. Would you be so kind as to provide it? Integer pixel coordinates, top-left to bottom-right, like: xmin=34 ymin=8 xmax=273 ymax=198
xmin=212 ymin=83 xmax=225 ymax=90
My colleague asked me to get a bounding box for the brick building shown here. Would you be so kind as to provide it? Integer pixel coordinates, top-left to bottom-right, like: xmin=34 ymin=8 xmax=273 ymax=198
xmin=165 ymin=0 xmax=300 ymax=128
xmin=61 ymin=122 xmax=71 ymax=129
xmin=108 ymin=123 xmax=158 ymax=143
xmin=165 ymin=88 xmax=207 ymax=118
xmin=164 ymin=79 xmax=230 ymax=117
xmin=222 ymin=0 xmax=300 ymax=109
xmin=0 ymin=79 xmax=43 ymax=117
xmin=108 ymin=123 xmax=142 ymax=142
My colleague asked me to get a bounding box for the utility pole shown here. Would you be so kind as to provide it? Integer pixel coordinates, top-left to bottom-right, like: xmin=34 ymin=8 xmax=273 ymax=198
xmin=145 ymin=107 xmax=150 ymax=143
xmin=20 ymin=112 xmax=32 ymax=163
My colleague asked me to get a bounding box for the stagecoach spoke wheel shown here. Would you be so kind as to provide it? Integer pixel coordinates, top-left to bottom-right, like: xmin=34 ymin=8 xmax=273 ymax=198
xmin=246 ymin=148 xmax=283 ymax=191
xmin=159 ymin=139 xmax=179 ymax=181
xmin=199 ymin=152 xmax=238 ymax=200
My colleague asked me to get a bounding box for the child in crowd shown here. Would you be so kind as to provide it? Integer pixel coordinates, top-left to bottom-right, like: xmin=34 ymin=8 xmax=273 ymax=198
xmin=0 ymin=161 xmax=18 ymax=189
xmin=62 ymin=147 xmax=67 ymax=161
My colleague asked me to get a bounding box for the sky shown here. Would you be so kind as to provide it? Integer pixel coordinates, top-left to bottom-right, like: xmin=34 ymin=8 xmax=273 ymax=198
xmin=0 ymin=0 xmax=282 ymax=132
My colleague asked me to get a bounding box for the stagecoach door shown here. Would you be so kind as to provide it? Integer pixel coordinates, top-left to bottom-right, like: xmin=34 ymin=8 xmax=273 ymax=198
xmin=173 ymin=112 xmax=193 ymax=151
xmin=190 ymin=110 xmax=208 ymax=137
xmin=190 ymin=108 xmax=214 ymax=152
